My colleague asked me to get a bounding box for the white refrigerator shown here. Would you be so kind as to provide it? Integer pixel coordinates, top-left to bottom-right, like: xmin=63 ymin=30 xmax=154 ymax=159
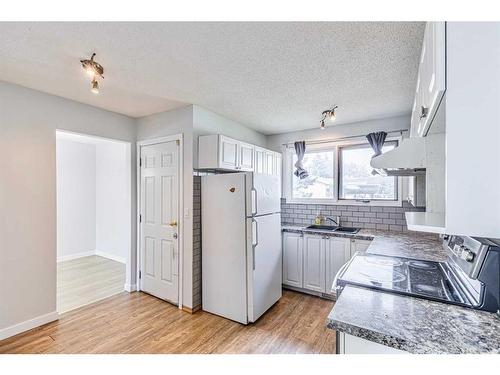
xmin=201 ymin=172 xmax=282 ymax=324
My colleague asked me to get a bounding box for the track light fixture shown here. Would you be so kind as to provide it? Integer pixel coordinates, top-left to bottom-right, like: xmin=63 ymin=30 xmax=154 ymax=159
xmin=320 ymin=105 xmax=338 ymax=129
xmin=80 ymin=53 xmax=104 ymax=94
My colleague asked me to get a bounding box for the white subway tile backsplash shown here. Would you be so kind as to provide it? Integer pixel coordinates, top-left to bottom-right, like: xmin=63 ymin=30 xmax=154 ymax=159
xmin=281 ymin=200 xmax=424 ymax=231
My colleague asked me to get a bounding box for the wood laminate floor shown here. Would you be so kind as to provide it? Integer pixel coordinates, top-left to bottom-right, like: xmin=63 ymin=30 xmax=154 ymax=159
xmin=0 ymin=290 xmax=336 ymax=354
xmin=57 ymin=255 xmax=125 ymax=313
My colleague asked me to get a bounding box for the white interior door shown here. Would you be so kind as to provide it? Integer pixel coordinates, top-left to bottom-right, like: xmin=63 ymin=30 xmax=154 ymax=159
xmin=140 ymin=140 xmax=179 ymax=304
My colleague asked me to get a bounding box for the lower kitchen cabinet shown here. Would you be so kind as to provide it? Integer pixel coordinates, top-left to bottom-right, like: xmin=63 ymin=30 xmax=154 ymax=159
xmin=337 ymin=332 xmax=406 ymax=354
xmin=303 ymin=235 xmax=326 ymax=292
xmin=325 ymin=237 xmax=351 ymax=295
xmin=282 ymin=232 xmax=303 ymax=288
xmin=282 ymin=231 xmax=369 ymax=297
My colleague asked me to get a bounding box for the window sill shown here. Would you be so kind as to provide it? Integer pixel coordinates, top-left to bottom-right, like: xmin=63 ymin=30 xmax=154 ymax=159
xmin=285 ymin=198 xmax=403 ymax=207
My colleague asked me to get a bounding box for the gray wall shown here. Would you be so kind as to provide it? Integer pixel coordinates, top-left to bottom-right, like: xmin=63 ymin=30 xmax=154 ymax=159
xmin=266 ymin=115 xmax=410 ymax=152
xmin=56 ymin=138 xmax=97 ymax=260
xmin=0 ymin=81 xmax=137 ymax=336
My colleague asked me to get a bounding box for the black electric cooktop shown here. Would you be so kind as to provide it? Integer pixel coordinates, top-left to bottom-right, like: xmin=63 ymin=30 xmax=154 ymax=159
xmin=337 ymin=253 xmax=469 ymax=306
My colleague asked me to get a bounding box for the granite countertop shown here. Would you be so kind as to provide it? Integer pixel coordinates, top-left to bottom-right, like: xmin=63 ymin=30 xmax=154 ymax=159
xmin=282 ymin=223 xmax=500 ymax=353
xmin=328 ymin=285 xmax=500 ymax=354
xmin=282 ymin=224 xmax=447 ymax=262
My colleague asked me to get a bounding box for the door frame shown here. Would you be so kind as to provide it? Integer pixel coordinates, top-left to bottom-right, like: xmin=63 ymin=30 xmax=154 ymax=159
xmin=136 ymin=134 xmax=184 ymax=309
xmin=55 ymin=129 xmax=133 ymax=297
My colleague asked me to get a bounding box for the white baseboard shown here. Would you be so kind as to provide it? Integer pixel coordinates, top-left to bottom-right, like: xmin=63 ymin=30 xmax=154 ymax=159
xmin=0 ymin=311 xmax=59 ymax=341
xmin=95 ymin=250 xmax=126 ymax=264
xmin=57 ymin=251 xmax=95 ymax=263
xmin=124 ymin=283 xmax=137 ymax=292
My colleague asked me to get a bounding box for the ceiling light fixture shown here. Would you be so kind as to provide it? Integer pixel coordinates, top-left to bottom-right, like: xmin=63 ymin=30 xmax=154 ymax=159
xmin=80 ymin=53 xmax=104 ymax=94
xmin=320 ymin=105 xmax=338 ymax=129
xmin=91 ymin=79 xmax=99 ymax=94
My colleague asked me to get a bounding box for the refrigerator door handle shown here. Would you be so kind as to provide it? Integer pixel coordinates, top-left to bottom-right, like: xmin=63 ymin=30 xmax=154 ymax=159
xmin=251 ymin=218 xmax=259 ymax=270
xmin=251 ymin=187 xmax=258 ymax=215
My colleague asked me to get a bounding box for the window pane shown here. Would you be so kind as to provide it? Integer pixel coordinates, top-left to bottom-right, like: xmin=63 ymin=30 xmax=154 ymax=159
xmin=340 ymin=143 xmax=397 ymax=200
xmin=292 ymin=150 xmax=334 ymax=199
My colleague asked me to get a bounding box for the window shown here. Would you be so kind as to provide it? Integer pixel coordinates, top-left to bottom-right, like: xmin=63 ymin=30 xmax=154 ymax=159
xmin=292 ymin=149 xmax=334 ymax=199
xmin=285 ymin=139 xmax=401 ymax=206
xmin=339 ymin=142 xmax=397 ymax=201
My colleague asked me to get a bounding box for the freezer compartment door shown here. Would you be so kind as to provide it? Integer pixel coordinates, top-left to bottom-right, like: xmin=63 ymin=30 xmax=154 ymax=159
xmin=246 ymin=172 xmax=281 ymax=217
xmin=247 ymin=213 xmax=282 ymax=322
xmin=202 ymin=173 xmax=248 ymax=324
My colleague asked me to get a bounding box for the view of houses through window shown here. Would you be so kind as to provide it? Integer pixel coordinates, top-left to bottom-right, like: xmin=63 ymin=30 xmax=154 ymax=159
xmin=339 ymin=142 xmax=397 ymax=201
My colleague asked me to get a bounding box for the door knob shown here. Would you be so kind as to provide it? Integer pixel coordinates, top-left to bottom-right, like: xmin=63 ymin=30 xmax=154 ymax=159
xmin=173 ymin=233 xmax=178 ymax=239
xmin=169 ymin=220 xmax=177 ymax=227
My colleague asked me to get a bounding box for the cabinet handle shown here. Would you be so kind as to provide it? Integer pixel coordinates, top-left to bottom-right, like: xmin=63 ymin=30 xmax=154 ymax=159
xmin=419 ymin=106 xmax=429 ymax=119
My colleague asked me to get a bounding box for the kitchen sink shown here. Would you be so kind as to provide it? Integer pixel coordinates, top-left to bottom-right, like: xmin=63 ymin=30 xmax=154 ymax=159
xmin=305 ymin=224 xmax=360 ymax=234
xmin=334 ymin=227 xmax=361 ymax=234
xmin=306 ymin=225 xmax=338 ymax=231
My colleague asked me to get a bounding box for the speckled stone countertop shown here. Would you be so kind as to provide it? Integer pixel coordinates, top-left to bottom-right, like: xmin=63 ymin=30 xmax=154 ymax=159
xmin=282 ymin=224 xmax=447 ymax=262
xmin=328 ymin=285 xmax=500 ymax=353
xmin=282 ymin=224 xmax=500 ymax=353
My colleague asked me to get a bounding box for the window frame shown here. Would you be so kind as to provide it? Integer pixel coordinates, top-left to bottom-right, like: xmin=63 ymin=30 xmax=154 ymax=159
xmin=290 ymin=146 xmax=336 ymax=203
xmin=283 ymin=137 xmax=403 ymax=207
xmin=337 ymin=140 xmax=399 ymax=203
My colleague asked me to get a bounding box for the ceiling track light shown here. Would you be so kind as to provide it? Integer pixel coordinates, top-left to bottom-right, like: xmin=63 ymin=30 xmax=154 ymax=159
xmin=320 ymin=105 xmax=338 ymax=129
xmin=80 ymin=53 xmax=104 ymax=94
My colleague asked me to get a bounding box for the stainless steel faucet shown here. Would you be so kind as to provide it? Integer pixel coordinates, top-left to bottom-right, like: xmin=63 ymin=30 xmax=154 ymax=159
xmin=326 ymin=216 xmax=341 ymax=226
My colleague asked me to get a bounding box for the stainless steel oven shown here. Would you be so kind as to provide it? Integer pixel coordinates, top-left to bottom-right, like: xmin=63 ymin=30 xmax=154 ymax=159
xmin=334 ymin=235 xmax=500 ymax=314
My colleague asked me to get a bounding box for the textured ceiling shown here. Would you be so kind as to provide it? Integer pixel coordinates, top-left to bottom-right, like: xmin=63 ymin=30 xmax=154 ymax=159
xmin=0 ymin=22 xmax=424 ymax=134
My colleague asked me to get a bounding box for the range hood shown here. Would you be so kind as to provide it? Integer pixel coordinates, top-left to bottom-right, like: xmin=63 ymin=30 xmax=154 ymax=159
xmin=370 ymin=137 xmax=427 ymax=176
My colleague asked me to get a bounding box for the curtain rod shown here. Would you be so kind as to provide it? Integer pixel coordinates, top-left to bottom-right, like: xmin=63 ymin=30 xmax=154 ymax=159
xmin=282 ymin=129 xmax=408 ymax=148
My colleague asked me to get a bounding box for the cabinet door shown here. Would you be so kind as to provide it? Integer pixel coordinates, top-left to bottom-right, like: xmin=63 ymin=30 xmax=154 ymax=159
xmin=418 ymin=22 xmax=446 ymax=136
xmin=265 ymin=151 xmax=274 ymax=175
xmin=339 ymin=333 xmax=406 ymax=354
xmin=303 ymin=235 xmax=326 ymax=293
xmin=410 ymin=75 xmax=423 ymax=137
xmin=254 ymin=147 xmax=265 ymax=174
xmin=273 ymin=153 xmax=282 ymax=176
xmin=283 ymin=232 xmax=303 ymax=288
xmin=325 ymin=237 xmax=350 ymax=295
xmin=219 ymin=136 xmax=239 ymax=170
xmin=239 ymin=142 xmax=254 ymax=171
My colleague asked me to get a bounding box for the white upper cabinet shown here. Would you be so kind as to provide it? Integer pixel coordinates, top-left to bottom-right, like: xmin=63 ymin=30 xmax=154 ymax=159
xmin=265 ymin=151 xmax=274 ymax=175
xmin=254 ymin=147 xmax=266 ymax=173
xmin=219 ymin=136 xmax=239 ymax=169
xmin=238 ymin=141 xmax=255 ymax=171
xmin=274 ymin=153 xmax=282 ymax=176
xmin=411 ymin=22 xmax=446 ymax=137
xmin=444 ymin=22 xmax=500 ymax=238
xmin=198 ymin=134 xmax=280 ymax=175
